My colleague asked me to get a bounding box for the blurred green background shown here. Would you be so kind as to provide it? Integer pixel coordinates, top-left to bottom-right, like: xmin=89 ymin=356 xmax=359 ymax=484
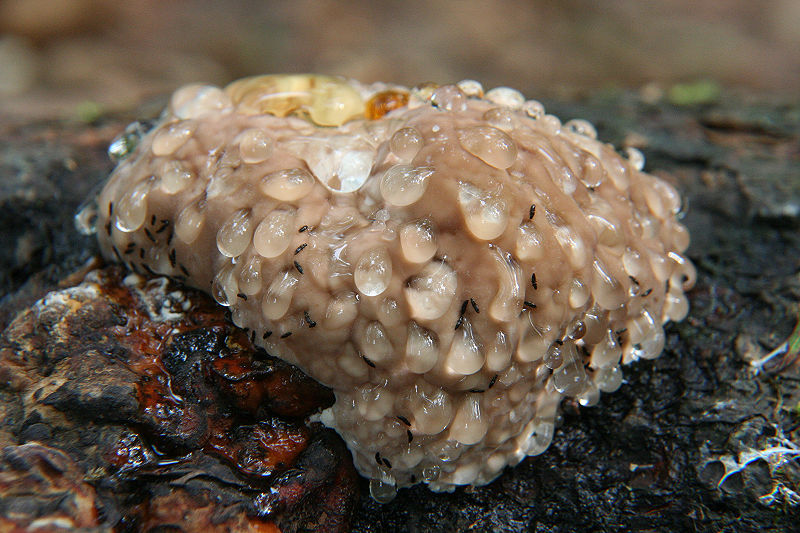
xmin=1 ymin=0 xmax=798 ymax=119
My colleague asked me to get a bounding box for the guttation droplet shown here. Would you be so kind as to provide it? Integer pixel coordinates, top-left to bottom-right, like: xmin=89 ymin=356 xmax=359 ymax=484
xmin=380 ymin=165 xmax=434 ymax=206
xmin=114 ymin=180 xmax=151 ymax=233
xmin=216 ymin=209 xmax=254 ymax=258
xmin=389 ymin=127 xmax=423 ymax=161
xmin=253 ymin=209 xmax=294 ymax=258
xmin=160 ymin=161 xmax=194 ymax=194
xmin=260 ymin=168 xmax=314 ymax=201
xmin=405 ymin=322 xmax=439 ymax=373
xmin=430 ymin=85 xmax=467 ymax=112
xmin=262 ymin=270 xmax=300 ymax=320
xmin=552 ymin=357 xmax=587 ymax=396
xmin=591 ymin=258 xmax=627 ymax=310
xmin=171 ymin=84 xmax=231 ymax=119
xmin=324 ymin=291 xmax=359 ymax=329
xmin=515 ymin=222 xmax=545 ymax=261
xmin=359 ymin=321 xmax=394 ymax=364
xmin=485 ymin=87 xmax=525 ymax=109
xmin=446 ymin=318 xmax=484 ymax=376
xmin=239 ymin=128 xmax=274 ymax=164
xmin=488 ymin=247 xmax=523 ymax=323
xmin=483 ymin=107 xmax=515 ymax=131
xmin=238 ymin=255 xmax=263 ymax=295
xmin=595 ymin=365 xmax=623 ymax=393
xmin=175 ymin=198 xmax=206 ymax=244
xmin=399 ymin=219 xmax=437 ymax=263
xmin=404 ymin=260 xmax=457 ymax=320
xmin=458 ymin=126 xmax=517 ymax=169
xmin=522 ymin=100 xmax=545 ymax=119
xmin=457 ymin=182 xmax=510 ymax=240
xmin=108 ymin=121 xmax=150 ymax=162
xmin=456 ymin=79 xmax=483 ymax=98
xmin=354 ymin=247 xmax=393 ymax=297
xmin=406 ymin=384 xmax=453 ymax=435
xmin=212 ymin=262 xmax=238 ymax=306
xmin=449 ymin=394 xmax=489 ymax=445
xmin=369 ymin=479 xmax=397 ymax=504
xmin=564 ymin=119 xmax=597 ymax=139
xmin=151 ymin=121 xmax=194 ymax=156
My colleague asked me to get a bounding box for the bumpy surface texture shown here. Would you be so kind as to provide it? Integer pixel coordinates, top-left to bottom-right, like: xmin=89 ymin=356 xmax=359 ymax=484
xmin=0 ymin=266 xmax=358 ymax=531
xmin=86 ymin=75 xmax=695 ymax=497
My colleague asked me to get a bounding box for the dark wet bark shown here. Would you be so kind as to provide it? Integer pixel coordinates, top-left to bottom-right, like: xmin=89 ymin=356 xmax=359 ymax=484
xmin=0 ymin=267 xmax=357 ymax=531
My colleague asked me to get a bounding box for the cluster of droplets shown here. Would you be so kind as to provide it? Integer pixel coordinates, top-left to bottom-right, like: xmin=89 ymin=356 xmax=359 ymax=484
xmin=83 ymin=75 xmax=695 ymax=501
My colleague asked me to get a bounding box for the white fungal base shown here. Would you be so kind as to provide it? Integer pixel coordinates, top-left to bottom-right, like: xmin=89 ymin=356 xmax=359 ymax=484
xmin=84 ymin=75 xmax=695 ymax=500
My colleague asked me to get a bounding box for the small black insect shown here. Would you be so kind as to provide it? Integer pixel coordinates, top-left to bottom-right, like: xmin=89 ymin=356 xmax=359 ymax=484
xmin=529 ymin=204 xmax=536 ymax=219
xmin=294 ymin=243 xmax=307 ymax=254
xmin=470 ymin=297 xmax=480 ymax=313
xmin=294 ymin=260 xmax=304 ymax=274
xmin=280 ymin=331 xmax=292 ymax=339
xmin=531 ymin=273 xmax=538 ymax=290
xmin=299 ymin=225 xmax=308 ymax=233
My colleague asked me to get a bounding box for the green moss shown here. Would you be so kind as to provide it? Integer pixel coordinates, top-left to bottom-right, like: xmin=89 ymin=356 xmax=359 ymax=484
xmin=75 ymin=100 xmax=104 ymax=123
xmin=667 ymin=80 xmax=721 ymax=106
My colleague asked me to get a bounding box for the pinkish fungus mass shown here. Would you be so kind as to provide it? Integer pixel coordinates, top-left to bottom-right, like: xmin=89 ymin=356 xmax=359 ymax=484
xmin=79 ymin=74 xmax=696 ymax=501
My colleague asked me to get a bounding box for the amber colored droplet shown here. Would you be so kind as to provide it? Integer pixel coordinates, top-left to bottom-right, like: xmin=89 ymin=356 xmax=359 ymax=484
xmin=366 ymin=90 xmax=410 ymax=120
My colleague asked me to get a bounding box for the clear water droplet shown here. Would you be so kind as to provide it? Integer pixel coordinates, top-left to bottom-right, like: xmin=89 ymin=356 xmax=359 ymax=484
xmin=485 ymin=87 xmax=524 ymax=109
xmin=369 ymin=478 xmax=397 ymax=503
xmin=458 ymin=126 xmax=517 ymax=169
xmin=380 ymin=165 xmax=434 ymax=206
xmin=239 ymin=128 xmax=274 ymax=164
xmin=354 ymin=247 xmax=392 ymax=297
xmin=108 ymin=120 xmax=153 ymax=162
